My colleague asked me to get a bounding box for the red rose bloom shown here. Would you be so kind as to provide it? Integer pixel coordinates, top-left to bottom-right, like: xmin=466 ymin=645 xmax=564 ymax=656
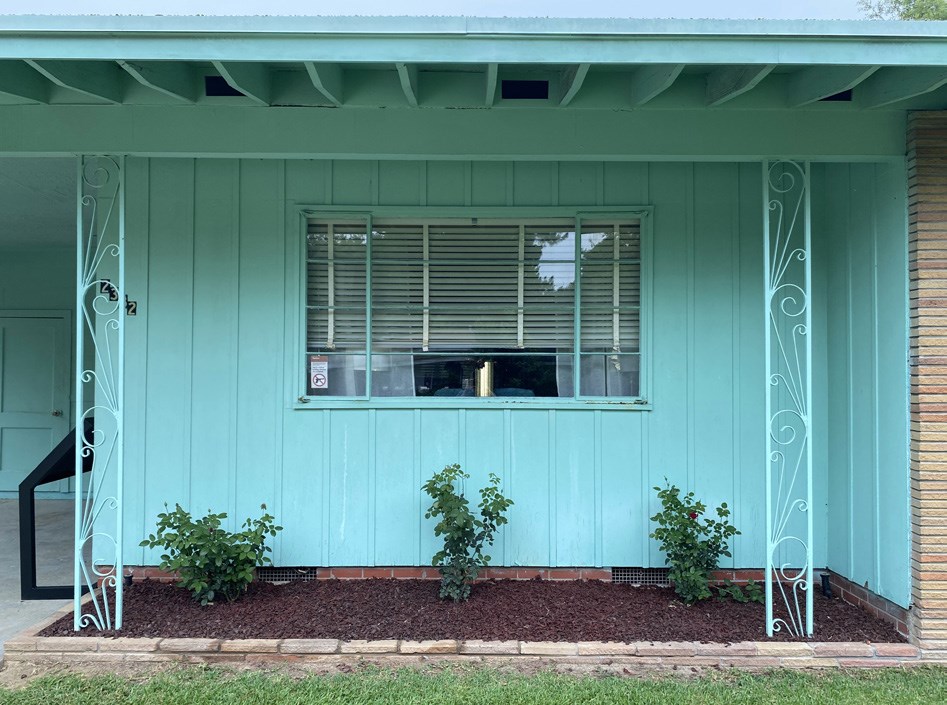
xmin=689 ymin=512 xmax=698 ymax=520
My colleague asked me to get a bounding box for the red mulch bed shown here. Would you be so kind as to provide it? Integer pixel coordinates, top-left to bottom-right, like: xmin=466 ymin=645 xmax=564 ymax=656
xmin=41 ymin=579 xmax=905 ymax=643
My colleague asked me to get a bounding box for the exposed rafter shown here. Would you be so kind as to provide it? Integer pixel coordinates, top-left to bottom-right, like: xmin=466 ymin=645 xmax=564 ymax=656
xmin=559 ymin=63 xmax=590 ymax=106
xmin=212 ymin=61 xmax=270 ymax=106
xmin=396 ymin=62 xmax=418 ymax=107
xmin=25 ymin=60 xmax=124 ymax=103
xmin=788 ymin=65 xmax=879 ymax=107
xmin=118 ymin=60 xmax=198 ymax=102
xmin=304 ymin=62 xmax=342 ymax=106
xmin=0 ymin=60 xmax=50 ymax=103
xmin=485 ymin=63 xmax=498 ymax=107
xmin=629 ymin=64 xmax=684 ymax=106
xmin=859 ymin=67 xmax=947 ymax=108
xmin=706 ymin=64 xmax=775 ymax=106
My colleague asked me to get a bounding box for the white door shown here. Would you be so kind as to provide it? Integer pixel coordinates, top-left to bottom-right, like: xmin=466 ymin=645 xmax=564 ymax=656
xmin=0 ymin=313 xmax=71 ymax=494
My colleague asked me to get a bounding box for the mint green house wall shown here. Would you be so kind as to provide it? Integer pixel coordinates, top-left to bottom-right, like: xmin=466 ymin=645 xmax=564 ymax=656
xmin=813 ymin=162 xmax=911 ymax=606
xmin=0 ymin=247 xmax=73 ymax=312
xmin=118 ymin=157 xmax=909 ymax=607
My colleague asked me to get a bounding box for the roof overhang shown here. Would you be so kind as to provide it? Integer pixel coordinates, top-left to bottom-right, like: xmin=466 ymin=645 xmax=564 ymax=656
xmin=2 ymin=15 xmax=947 ymax=64
xmin=0 ymin=16 xmax=945 ymax=111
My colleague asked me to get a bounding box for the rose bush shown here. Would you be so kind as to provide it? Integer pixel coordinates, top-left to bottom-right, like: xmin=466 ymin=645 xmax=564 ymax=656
xmin=649 ymin=481 xmax=740 ymax=604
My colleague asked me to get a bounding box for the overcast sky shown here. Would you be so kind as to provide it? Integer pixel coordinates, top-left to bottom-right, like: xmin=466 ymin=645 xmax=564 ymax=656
xmin=0 ymin=1 xmax=868 ymax=21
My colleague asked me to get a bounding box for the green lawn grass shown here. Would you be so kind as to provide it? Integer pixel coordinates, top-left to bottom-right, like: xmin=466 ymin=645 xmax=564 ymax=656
xmin=2 ymin=667 xmax=946 ymax=705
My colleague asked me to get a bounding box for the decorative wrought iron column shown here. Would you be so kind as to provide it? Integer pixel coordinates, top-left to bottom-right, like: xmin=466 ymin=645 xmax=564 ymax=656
xmin=74 ymin=155 xmax=125 ymax=631
xmin=763 ymin=160 xmax=813 ymax=637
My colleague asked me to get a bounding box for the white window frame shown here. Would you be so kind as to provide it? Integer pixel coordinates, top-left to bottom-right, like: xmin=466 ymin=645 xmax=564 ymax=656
xmin=291 ymin=206 xmax=653 ymax=410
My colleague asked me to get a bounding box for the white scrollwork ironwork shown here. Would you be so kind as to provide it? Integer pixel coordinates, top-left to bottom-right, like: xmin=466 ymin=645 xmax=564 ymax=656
xmin=764 ymin=160 xmax=813 ymax=637
xmin=74 ymin=155 xmax=125 ymax=631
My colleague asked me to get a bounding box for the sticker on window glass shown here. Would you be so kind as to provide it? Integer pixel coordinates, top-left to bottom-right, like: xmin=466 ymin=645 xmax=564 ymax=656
xmin=309 ymin=355 xmax=329 ymax=390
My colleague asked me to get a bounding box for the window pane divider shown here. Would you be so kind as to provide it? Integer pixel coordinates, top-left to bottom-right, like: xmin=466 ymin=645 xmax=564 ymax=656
xmin=517 ymin=224 xmax=525 ymax=349
xmin=349 ymin=258 xmax=581 ymax=266
xmin=327 ymin=223 xmax=335 ymax=350
xmin=612 ymin=222 xmax=621 ymax=354
xmin=310 ymin=304 xmax=578 ymax=312
xmin=574 ymin=217 xmax=582 ymax=400
xmin=422 ymin=223 xmax=430 ymax=352
xmin=365 ymin=217 xmax=373 ymax=397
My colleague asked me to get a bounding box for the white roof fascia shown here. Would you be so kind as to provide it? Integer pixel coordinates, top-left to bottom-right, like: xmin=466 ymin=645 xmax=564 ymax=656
xmin=0 ymin=15 xmax=944 ymax=66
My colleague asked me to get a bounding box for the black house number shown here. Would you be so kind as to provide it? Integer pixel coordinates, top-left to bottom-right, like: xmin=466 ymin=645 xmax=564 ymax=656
xmin=99 ymin=279 xmax=119 ymax=302
xmin=99 ymin=280 xmax=138 ymax=315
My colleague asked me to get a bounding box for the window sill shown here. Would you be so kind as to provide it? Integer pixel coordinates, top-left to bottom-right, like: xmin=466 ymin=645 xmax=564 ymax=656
xmin=292 ymin=397 xmax=652 ymax=411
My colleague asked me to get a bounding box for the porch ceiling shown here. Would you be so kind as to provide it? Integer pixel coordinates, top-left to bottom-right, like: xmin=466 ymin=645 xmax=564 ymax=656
xmin=0 ymin=16 xmax=946 ymax=111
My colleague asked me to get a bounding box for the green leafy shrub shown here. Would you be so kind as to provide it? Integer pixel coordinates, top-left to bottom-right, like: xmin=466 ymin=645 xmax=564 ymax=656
xmin=140 ymin=503 xmax=282 ymax=605
xmin=422 ymin=464 xmax=513 ymax=602
xmin=649 ymin=482 xmax=740 ymax=605
xmin=715 ymin=578 xmax=765 ymax=604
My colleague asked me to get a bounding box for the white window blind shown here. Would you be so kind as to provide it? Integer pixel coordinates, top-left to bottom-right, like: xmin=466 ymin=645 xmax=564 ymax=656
xmin=365 ymin=220 xmax=578 ymax=352
xmin=306 ymin=222 xmax=367 ymax=352
xmin=579 ymin=222 xmax=641 ymax=354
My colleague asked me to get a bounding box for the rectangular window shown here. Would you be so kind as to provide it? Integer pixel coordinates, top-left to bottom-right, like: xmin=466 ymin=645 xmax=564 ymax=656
xmin=303 ymin=215 xmax=645 ymax=401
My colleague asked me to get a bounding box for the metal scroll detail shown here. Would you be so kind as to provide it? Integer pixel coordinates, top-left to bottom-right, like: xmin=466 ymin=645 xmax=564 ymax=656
xmin=74 ymin=156 xmax=125 ymax=631
xmin=764 ymin=160 xmax=813 ymax=637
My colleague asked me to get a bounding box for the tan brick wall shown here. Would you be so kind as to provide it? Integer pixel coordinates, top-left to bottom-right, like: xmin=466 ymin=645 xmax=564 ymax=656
xmin=908 ymin=111 xmax=947 ymax=651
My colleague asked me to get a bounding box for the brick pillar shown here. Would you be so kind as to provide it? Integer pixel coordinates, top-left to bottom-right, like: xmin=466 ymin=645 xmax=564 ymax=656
xmin=909 ymin=111 xmax=947 ymax=652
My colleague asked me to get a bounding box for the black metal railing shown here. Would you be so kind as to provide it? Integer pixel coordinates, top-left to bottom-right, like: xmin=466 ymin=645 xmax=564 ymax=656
xmin=18 ymin=419 xmax=92 ymax=600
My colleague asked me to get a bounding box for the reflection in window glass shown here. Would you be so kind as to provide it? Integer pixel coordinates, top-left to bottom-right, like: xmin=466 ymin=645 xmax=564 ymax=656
xmin=370 ymin=353 xmax=572 ymax=398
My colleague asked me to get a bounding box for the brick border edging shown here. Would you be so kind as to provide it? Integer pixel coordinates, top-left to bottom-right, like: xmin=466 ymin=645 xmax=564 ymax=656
xmin=825 ymin=571 xmax=910 ymax=640
xmin=3 ymin=634 xmax=934 ymax=671
xmin=3 ymin=598 xmax=936 ymax=672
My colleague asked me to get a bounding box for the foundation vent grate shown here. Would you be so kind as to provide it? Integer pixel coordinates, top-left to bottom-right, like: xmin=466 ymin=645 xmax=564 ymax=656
xmin=611 ymin=567 xmax=671 ymax=587
xmin=257 ymin=567 xmax=319 ymax=583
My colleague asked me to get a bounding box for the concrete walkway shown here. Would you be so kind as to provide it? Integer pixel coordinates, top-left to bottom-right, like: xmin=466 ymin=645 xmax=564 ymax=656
xmin=0 ymin=499 xmax=71 ymax=658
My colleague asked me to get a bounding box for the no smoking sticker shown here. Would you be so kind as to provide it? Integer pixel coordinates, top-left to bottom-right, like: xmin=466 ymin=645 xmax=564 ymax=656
xmin=309 ymin=355 xmax=329 ymax=390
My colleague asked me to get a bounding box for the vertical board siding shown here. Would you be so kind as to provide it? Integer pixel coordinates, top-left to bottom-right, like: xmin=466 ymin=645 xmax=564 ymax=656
xmin=809 ymin=166 xmax=831 ymax=576
xmin=470 ymin=162 xmax=507 ymax=206
xmin=426 ymin=162 xmax=467 ymax=206
xmin=872 ymin=162 xmax=910 ymax=605
xmin=373 ymin=410 xmax=418 ymax=565
xmin=123 ymin=157 xmax=149 ymax=563
xmin=692 ymin=163 xmax=737 ymax=568
xmin=817 ymin=163 xmax=910 ymax=607
xmin=140 ymin=158 xmax=194 ymax=553
xmin=507 ymin=410 xmax=552 ymax=566
xmin=124 ymin=157 xmax=905 ymax=598
xmin=646 ymin=163 xmax=694 ymax=566
xmin=463 ymin=410 xmax=508 ymax=565
xmin=734 ymin=162 xmax=766 ymax=566
xmin=280 ymin=160 xmax=326 ymax=563
xmin=849 ymin=164 xmax=878 ymax=591
xmin=235 ymin=161 xmax=284 ymax=525
xmin=554 ymin=410 xmax=596 ymax=566
xmin=600 ymin=411 xmax=644 ymax=566
xmin=189 ymin=160 xmax=238 ymax=518
xmin=327 ymin=410 xmax=371 ymax=564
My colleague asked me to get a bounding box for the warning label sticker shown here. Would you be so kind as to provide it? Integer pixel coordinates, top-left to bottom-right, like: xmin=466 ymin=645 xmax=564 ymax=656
xmin=309 ymin=355 xmax=328 ymax=390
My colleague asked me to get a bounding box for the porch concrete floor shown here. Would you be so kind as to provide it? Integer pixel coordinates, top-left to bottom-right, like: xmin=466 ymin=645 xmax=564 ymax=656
xmin=0 ymin=498 xmax=72 ymax=658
